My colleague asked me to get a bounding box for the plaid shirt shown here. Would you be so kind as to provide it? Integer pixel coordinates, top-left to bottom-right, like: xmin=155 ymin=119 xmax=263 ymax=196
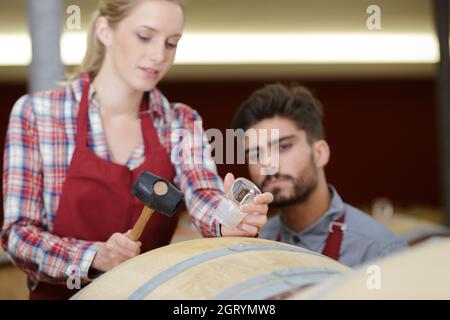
xmin=2 ymin=75 xmax=224 ymax=288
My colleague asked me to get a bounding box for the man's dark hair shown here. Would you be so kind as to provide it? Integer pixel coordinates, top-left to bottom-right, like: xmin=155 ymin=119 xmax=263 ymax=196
xmin=232 ymin=83 xmax=325 ymax=144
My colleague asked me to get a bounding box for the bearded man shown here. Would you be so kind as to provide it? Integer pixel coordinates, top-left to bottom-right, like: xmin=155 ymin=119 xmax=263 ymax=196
xmin=232 ymin=84 xmax=407 ymax=267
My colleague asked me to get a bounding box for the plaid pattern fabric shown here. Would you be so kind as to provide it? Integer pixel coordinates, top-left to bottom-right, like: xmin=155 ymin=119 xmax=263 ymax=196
xmin=2 ymin=75 xmax=224 ymax=287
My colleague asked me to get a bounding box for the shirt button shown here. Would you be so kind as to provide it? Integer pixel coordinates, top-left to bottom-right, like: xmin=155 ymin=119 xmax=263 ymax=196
xmin=292 ymin=235 xmax=300 ymax=244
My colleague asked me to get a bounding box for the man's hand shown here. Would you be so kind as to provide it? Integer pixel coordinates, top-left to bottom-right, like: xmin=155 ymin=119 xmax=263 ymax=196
xmin=91 ymin=230 xmax=142 ymax=272
xmin=220 ymin=173 xmax=274 ymax=237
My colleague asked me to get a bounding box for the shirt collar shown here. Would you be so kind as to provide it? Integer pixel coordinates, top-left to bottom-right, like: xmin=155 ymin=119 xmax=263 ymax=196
xmin=280 ymin=184 xmax=345 ymax=237
xmin=71 ymin=72 xmax=167 ymax=118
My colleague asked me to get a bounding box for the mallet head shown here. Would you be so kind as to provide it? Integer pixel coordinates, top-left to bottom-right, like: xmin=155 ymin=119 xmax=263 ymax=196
xmin=131 ymin=171 xmax=184 ymax=217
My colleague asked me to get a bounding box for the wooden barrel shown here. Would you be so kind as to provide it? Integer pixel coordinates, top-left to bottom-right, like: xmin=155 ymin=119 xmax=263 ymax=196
xmin=290 ymin=238 xmax=450 ymax=299
xmin=0 ymin=248 xmax=29 ymax=300
xmin=72 ymin=237 xmax=349 ymax=300
xmin=375 ymin=214 xmax=450 ymax=245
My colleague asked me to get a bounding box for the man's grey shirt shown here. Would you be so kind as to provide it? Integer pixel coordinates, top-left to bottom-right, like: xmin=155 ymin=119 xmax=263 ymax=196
xmin=259 ymin=185 xmax=408 ymax=268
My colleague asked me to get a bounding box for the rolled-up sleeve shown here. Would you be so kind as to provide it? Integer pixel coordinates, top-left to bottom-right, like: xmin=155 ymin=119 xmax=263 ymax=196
xmin=168 ymin=103 xmax=224 ymax=237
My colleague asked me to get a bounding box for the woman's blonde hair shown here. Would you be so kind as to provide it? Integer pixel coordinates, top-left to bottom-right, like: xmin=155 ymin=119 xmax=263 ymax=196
xmin=75 ymin=0 xmax=185 ymax=78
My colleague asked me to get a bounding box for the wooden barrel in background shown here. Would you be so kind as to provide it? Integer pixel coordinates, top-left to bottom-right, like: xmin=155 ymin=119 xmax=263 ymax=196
xmin=375 ymin=214 xmax=450 ymax=245
xmin=290 ymin=238 xmax=450 ymax=299
xmin=73 ymin=237 xmax=349 ymax=300
xmin=369 ymin=201 xmax=450 ymax=246
xmin=0 ymin=248 xmax=28 ymax=300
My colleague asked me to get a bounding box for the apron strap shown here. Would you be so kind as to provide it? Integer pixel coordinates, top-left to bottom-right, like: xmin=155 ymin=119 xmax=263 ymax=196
xmin=321 ymin=212 xmax=346 ymax=260
xmin=75 ymin=74 xmax=91 ymax=148
xmin=138 ymin=92 xmax=155 ymax=153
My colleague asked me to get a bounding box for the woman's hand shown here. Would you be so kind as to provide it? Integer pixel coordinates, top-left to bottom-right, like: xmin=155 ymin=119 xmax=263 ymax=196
xmin=220 ymin=173 xmax=274 ymax=237
xmin=91 ymin=230 xmax=142 ymax=272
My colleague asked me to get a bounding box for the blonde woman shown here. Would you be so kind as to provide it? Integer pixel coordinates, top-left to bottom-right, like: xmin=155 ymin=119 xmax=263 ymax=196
xmin=2 ymin=0 xmax=273 ymax=300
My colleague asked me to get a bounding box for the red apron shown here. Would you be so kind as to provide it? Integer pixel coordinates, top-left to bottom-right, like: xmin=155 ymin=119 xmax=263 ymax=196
xmin=276 ymin=213 xmax=346 ymax=261
xmin=30 ymin=74 xmax=179 ymax=300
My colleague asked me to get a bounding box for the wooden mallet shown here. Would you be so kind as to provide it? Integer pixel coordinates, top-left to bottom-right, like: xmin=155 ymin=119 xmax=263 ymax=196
xmin=129 ymin=171 xmax=184 ymax=241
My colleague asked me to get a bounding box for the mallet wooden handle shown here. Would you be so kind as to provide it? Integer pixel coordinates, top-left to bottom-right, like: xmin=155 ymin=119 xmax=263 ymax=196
xmin=129 ymin=206 xmax=154 ymax=241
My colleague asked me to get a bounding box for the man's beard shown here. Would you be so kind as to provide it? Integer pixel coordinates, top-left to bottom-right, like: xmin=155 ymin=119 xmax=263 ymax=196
xmin=260 ymin=156 xmax=319 ymax=209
